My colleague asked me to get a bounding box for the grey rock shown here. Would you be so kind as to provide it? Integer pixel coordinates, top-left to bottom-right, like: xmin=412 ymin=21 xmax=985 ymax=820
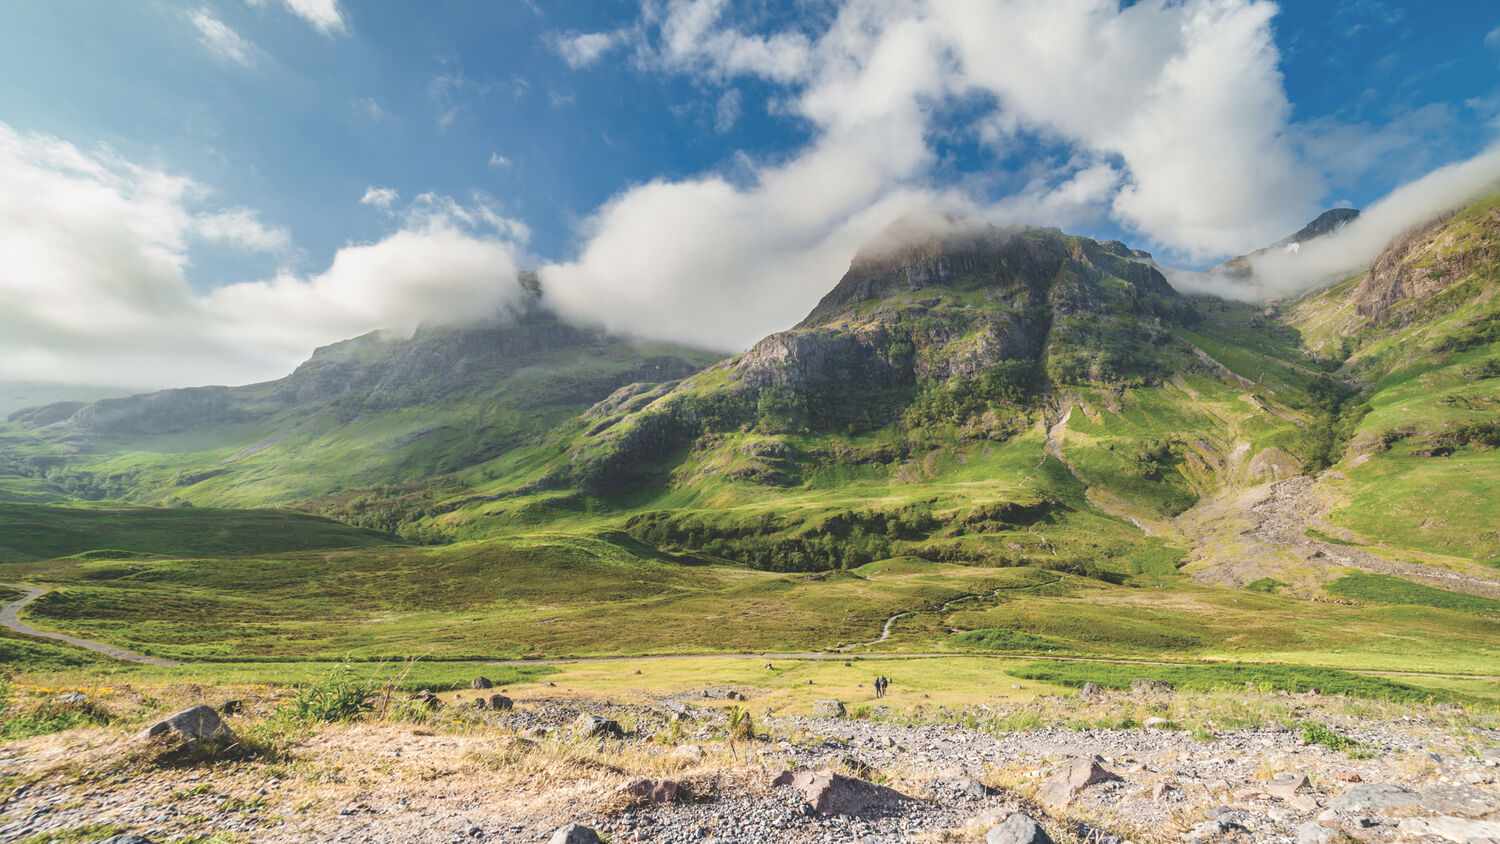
xmin=1078 ymin=682 xmax=1102 ymax=698
xmin=56 ymin=692 xmax=90 ymax=705
xmin=1143 ymin=717 xmax=1169 ymax=729
xmin=91 ymin=836 xmax=155 ymax=844
xmin=1326 ymin=782 xmax=1419 ymax=813
xmin=1295 ymin=821 xmax=1350 ymax=844
xmin=1039 ymin=757 xmax=1120 ymax=807
xmin=134 ymin=705 xmax=236 ymax=748
xmin=986 ymin=812 xmax=1053 ymax=844
xmin=1420 ymin=784 xmax=1500 ymax=818
xmin=571 ymin=714 xmax=623 ymax=738
xmin=813 ymin=699 xmax=846 ymax=718
xmin=1130 ymin=678 xmax=1174 ymax=694
xmin=488 ymin=694 xmax=513 ymax=710
xmin=471 ymin=676 xmax=494 ymax=690
xmin=618 ymin=777 xmax=680 ymax=804
xmin=771 ymin=768 xmax=912 ymax=816
xmin=1268 ymin=772 xmax=1310 ymax=799
xmin=1395 ymin=816 xmax=1500 ymax=842
xmin=549 ymin=823 xmax=601 ymax=844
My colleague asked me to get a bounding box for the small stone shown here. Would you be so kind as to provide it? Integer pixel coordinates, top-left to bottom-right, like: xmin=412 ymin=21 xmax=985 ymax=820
xmin=218 ymin=699 xmax=243 ymax=716
xmin=471 ymin=677 xmax=494 ymax=689
xmin=1152 ymin=781 xmax=1175 ymax=801
xmin=91 ymin=836 xmax=155 ymax=844
xmin=986 ymin=812 xmax=1053 ymax=844
xmin=672 ymin=744 xmax=705 ymax=761
xmin=571 ymin=714 xmax=624 ymax=738
xmin=1078 ymin=682 xmax=1102 ymax=699
xmin=618 ymin=778 xmax=680 ymax=804
xmin=1289 ymin=795 xmax=1319 ymax=813
xmin=1143 ymin=717 xmax=1169 ymax=729
xmin=1130 ymin=678 xmax=1174 ymax=694
xmin=1327 ymin=770 xmax=1361 ymax=783
xmin=57 ymin=692 xmax=91 ymax=705
xmin=1296 ymin=821 xmax=1350 ymax=844
xmin=549 ymin=823 xmax=601 ymax=844
xmin=1268 ymin=772 xmax=1310 ymax=799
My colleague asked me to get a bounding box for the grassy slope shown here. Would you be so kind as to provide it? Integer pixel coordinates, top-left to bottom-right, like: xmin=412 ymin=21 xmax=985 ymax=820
xmin=1287 ymin=193 xmax=1500 ymax=565
xmin=0 ymin=503 xmax=398 ymax=564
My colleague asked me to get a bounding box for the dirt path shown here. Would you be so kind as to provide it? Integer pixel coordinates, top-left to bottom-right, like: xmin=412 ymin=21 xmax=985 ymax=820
xmin=0 ymin=583 xmax=180 ymax=666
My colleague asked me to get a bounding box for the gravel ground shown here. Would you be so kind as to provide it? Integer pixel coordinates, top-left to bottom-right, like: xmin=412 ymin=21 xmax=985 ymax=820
xmin=1 ymin=691 xmax=1497 ymax=844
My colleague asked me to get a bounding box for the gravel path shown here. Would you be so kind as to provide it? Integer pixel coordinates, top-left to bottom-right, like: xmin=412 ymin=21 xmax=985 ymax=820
xmin=0 ymin=583 xmax=180 ymax=666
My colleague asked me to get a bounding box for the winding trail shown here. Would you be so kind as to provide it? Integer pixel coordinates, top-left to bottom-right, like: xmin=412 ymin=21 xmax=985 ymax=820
xmin=835 ymin=573 xmax=1068 ymax=651
xmin=0 ymin=583 xmax=180 ymax=666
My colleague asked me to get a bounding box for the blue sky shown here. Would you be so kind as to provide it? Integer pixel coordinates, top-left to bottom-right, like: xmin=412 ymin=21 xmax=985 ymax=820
xmin=1 ymin=0 xmax=1498 ymax=387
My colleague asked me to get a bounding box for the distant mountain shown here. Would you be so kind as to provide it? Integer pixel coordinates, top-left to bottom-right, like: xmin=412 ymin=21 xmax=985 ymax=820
xmin=0 ymin=275 xmax=725 ymax=517
xmin=1207 ymin=208 xmax=1362 ymax=284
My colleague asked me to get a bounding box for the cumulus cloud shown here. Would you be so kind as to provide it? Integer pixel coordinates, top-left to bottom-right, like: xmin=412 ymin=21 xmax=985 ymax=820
xmin=191 ymin=9 xmax=257 ymax=66
xmin=1487 ymin=26 xmax=1500 ymax=50
xmin=246 ymin=0 xmax=346 ymax=36
xmin=552 ymin=31 xmax=624 ymax=68
xmin=488 ymin=152 xmax=511 ymax=169
xmin=359 ymin=186 xmax=398 ymax=210
xmin=544 ymin=0 xmax=1331 ymax=348
xmin=0 ymin=124 xmax=524 ymax=388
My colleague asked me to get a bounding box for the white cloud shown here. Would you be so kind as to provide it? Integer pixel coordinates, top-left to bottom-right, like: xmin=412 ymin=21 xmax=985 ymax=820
xmin=542 ymin=0 xmax=1399 ymax=349
xmin=714 ymin=88 xmax=742 ymax=133
xmin=552 ymin=31 xmax=623 ymax=69
xmin=247 ymin=0 xmax=346 ymax=36
xmin=194 ymin=207 xmax=292 ymax=253
xmin=1232 ymin=142 xmax=1500 ymax=297
xmin=352 ymin=97 xmax=388 ymax=120
xmin=488 ymin=152 xmax=511 ymax=169
xmin=360 ymin=186 xmax=398 ymax=209
xmin=0 ymin=123 xmax=525 ymax=388
xmin=1486 ymin=26 xmax=1500 ymax=50
xmin=191 ymin=9 xmax=256 ymax=67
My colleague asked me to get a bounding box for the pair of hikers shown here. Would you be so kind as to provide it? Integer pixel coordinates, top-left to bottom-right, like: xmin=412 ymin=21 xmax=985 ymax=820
xmin=873 ymin=675 xmax=891 ymax=698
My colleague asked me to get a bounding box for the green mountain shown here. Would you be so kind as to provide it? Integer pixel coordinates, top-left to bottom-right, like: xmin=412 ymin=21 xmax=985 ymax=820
xmin=0 ymin=276 xmax=725 ymax=532
xmin=1 ymin=199 xmax=1496 ymax=674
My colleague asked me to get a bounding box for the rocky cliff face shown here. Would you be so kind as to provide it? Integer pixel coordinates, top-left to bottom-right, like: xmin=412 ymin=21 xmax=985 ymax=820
xmin=1352 ymin=205 xmax=1495 ymax=323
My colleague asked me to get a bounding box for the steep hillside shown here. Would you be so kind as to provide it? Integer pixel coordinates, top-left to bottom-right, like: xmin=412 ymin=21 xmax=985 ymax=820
xmin=0 ymin=276 xmax=725 ymax=526
xmin=1283 ymin=191 xmax=1500 ymax=565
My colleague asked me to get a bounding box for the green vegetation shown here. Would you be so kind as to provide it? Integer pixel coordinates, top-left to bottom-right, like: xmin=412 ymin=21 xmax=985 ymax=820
xmin=1007 ymin=660 xmax=1454 ymax=703
xmin=1244 ymin=578 xmax=1288 ymax=594
xmin=0 ymin=672 xmax=113 ymax=739
xmin=949 ymin=629 xmax=1066 ymax=652
xmin=1325 ymin=572 xmax=1500 ymax=614
xmin=1301 ymin=721 xmax=1361 ymax=752
xmin=277 ymin=661 xmax=376 ymax=724
xmin=0 ymin=503 xmax=397 ymax=564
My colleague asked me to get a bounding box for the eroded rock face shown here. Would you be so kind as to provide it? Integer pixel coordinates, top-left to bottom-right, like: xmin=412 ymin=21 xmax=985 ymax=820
xmin=134 ymin=705 xmax=236 ymax=749
xmin=771 ymin=768 xmax=912 ymax=816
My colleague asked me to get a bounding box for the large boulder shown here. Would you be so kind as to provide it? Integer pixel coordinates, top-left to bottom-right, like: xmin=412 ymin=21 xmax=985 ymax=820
xmin=471 ymin=677 xmax=494 ymax=690
xmin=812 ymin=699 xmax=846 ymax=718
xmin=134 ymin=705 xmax=236 ymax=749
xmin=488 ymin=694 xmax=514 ymax=711
xmin=1038 ymin=757 xmax=1121 ymax=807
xmin=772 ymin=768 xmax=912 ymax=817
xmin=1078 ymin=682 xmax=1102 ymax=699
xmin=987 ymin=813 xmax=1054 ymax=844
